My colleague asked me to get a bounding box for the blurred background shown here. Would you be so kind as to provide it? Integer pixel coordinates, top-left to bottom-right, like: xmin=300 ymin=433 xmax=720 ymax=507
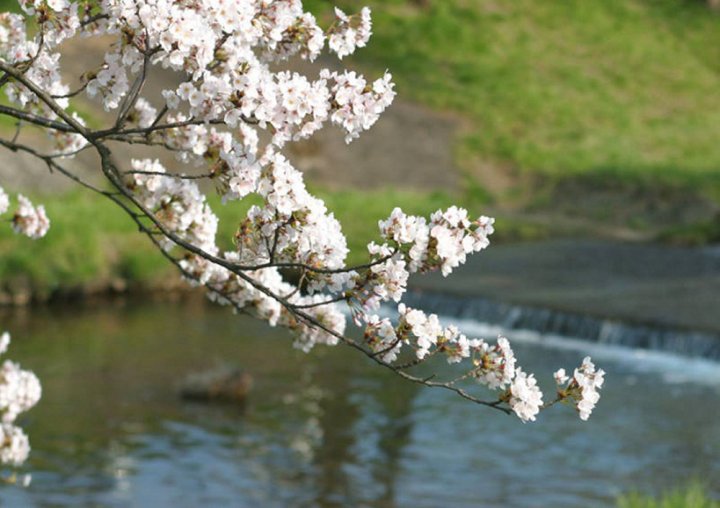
xmin=2 ymin=0 xmax=720 ymax=293
xmin=0 ymin=1 xmax=719 ymax=507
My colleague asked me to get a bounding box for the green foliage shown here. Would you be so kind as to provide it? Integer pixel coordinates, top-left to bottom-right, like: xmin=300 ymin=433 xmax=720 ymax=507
xmin=618 ymin=483 xmax=720 ymax=508
xmin=0 ymin=0 xmax=19 ymax=12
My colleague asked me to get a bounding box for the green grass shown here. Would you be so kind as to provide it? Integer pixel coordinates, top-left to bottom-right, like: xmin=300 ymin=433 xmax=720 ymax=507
xmin=0 ymin=190 xmax=255 ymax=295
xmin=0 ymin=0 xmax=19 ymax=12
xmin=0 ymin=191 xmax=168 ymax=295
xmin=1 ymin=186 xmax=516 ymax=295
xmin=618 ymin=483 xmax=719 ymax=508
xmin=306 ymin=0 xmax=720 ymax=197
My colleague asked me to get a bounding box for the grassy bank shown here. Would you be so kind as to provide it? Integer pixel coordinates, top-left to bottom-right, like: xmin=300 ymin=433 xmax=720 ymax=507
xmin=308 ymin=0 xmax=720 ymax=186
xmin=0 ymin=191 xmax=170 ymax=298
xmin=2 ymin=187 xmax=527 ymax=299
xmin=304 ymin=0 xmax=720 ymax=243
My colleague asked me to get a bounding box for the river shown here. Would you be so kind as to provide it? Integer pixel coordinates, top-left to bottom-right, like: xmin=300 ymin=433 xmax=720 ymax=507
xmin=0 ymin=297 xmax=718 ymax=507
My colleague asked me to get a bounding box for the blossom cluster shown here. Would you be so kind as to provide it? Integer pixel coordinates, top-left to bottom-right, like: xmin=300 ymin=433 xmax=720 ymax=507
xmin=324 ymin=69 xmax=395 ymax=143
xmin=12 ymin=195 xmax=50 ymax=239
xmin=363 ymin=305 xmax=542 ymax=421
xmin=127 ymin=156 xmax=348 ymax=353
xmin=554 ymin=357 xmax=605 ymax=420
xmin=180 ymin=254 xmax=348 ymax=354
xmin=0 ymin=0 xmax=78 ymax=150
xmin=362 ymin=303 xmax=606 ymax=422
xmin=0 ymin=188 xmax=50 ymax=239
xmin=509 ymin=369 xmax=543 ymax=423
xmin=128 ymin=159 xmax=218 ymax=254
xmin=328 ymin=7 xmax=372 ymax=59
xmin=347 ymin=207 xmax=495 ymax=316
xmin=0 ymin=332 xmax=41 ymax=467
xmin=0 ymin=0 xmax=605 ymax=427
xmin=1 ymin=0 xmax=396 ymax=154
xmin=93 ymin=0 xmax=394 ymax=149
xmin=381 ymin=206 xmax=494 ymax=276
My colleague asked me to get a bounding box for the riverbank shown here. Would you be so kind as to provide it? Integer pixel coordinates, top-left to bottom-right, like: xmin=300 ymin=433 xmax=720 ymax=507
xmin=4 ymin=210 xmax=719 ymax=358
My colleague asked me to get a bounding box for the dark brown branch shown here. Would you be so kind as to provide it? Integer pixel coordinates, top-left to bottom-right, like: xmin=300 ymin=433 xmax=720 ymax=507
xmin=0 ymin=61 xmax=89 ymax=137
xmin=149 ymin=105 xmax=169 ymax=129
xmin=80 ymin=13 xmax=109 ymax=28
xmin=51 ymin=82 xmax=89 ymax=99
xmin=115 ymin=48 xmax=152 ymax=130
xmin=289 ymin=294 xmax=349 ymax=309
xmin=92 ymin=117 xmax=225 ymax=139
xmin=0 ymin=104 xmax=76 ymax=133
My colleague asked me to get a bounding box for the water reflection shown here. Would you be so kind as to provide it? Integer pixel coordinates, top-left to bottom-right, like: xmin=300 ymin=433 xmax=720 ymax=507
xmin=0 ymin=298 xmax=718 ymax=507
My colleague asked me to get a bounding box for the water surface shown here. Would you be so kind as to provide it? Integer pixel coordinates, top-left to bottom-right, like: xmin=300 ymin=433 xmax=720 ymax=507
xmin=0 ymin=298 xmax=718 ymax=507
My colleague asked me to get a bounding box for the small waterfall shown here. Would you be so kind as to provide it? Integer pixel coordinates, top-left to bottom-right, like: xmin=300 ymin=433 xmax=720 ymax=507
xmin=403 ymin=290 xmax=720 ymax=360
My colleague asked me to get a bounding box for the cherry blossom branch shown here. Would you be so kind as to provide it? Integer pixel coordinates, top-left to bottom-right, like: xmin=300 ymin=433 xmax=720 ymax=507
xmin=0 ymin=104 xmax=76 ymax=133
xmin=50 ymin=81 xmax=89 ymax=99
xmin=0 ymin=61 xmax=89 ymax=136
xmin=0 ymin=0 xmax=606 ymax=434
xmin=0 ymin=128 xmax=514 ymax=415
xmin=114 ymin=49 xmax=151 ymax=130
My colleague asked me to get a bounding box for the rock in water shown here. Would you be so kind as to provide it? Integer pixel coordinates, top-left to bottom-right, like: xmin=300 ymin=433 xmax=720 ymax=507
xmin=179 ymin=365 xmax=253 ymax=403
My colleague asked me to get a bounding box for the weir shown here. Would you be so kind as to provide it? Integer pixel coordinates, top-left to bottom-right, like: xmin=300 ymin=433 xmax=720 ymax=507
xmin=404 ymin=290 xmax=720 ymax=360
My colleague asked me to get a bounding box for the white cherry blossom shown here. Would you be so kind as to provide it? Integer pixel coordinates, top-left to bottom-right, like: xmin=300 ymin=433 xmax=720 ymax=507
xmin=0 ymin=333 xmax=41 ymax=467
xmin=328 ymin=7 xmax=372 ymax=59
xmin=0 ymin=187 xmax=8 ymax=215
xmin=509 ymin=368 xmax=543 ymax=423
xmin=0 ymin=424 xmax=30 ymax=466
xmin=12 ymin=195 xmax=50 ymax=239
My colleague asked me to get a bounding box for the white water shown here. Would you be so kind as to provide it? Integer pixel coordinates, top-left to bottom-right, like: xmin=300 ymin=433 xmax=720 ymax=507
xmin=452 ymin=315 xmax=720 ymax=387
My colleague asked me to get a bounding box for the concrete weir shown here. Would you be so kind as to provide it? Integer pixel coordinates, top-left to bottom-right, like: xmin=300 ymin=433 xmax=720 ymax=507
xmin=404 ymin=291 xmax=720 ymax=360
xmin=407 ymin=240 xmax=720 ymax=359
